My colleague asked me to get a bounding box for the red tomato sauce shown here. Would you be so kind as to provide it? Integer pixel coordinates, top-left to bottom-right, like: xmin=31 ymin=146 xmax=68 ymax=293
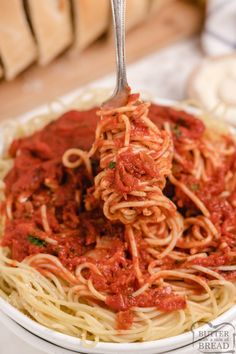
xmin=149 ymin=104 xmax=205 ymax=140
xmin=105 ymin=287 xmax=186 ymax=312
xmin=106 ymin=148 xmax=159 ymax=194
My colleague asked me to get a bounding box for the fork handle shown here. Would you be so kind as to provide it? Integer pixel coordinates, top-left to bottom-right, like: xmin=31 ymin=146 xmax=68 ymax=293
xmin=111 ymin=0 xmax=128 ymax=94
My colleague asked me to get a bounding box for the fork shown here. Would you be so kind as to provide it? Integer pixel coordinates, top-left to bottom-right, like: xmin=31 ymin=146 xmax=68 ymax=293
xmin=102 ymin=0 xmax=130 ymax=108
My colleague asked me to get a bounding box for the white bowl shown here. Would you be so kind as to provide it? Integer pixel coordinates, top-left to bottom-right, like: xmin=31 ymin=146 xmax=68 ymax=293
xmin=1 ymin=296 xmax=236 ymax=354
xmin=0 ymin=310 xmax=211 ymax=354
xmin=0 ymin=93 xmax=236 ymax=354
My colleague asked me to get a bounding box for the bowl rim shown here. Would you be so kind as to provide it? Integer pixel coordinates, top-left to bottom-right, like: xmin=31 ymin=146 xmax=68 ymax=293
xmin=2 ymin=310 xmax=227 ymax=354
xmin=1 ymin=297 xmax=236 ymax=354
xmin=0 ymin=93 xmax=236 ymax=353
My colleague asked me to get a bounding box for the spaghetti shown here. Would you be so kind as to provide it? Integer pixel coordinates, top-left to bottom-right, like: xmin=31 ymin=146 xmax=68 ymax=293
xmin=0 ymin=93 xmax=236 ymax=343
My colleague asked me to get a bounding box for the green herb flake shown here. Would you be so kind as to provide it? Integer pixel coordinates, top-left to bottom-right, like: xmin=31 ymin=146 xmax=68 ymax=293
xmin=28 ymin=235 xmax=46 ymax=247
xmin=190 ymin=183 xmax=200 ymax=192
xmin=175 ymin=259 xmax=183 ymax=264
xmin=108 ymin=161 xmax=116 ymax=169
xmin=172 ymin=125 xmax=182 ymax=138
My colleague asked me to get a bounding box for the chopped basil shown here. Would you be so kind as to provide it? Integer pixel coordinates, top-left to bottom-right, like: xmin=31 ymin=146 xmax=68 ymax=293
xmin=190 ymin=183 xmax=199 ymax=192
xmin=108 ymin=161 xmax=116 ymax=169
xmin=172 ymin=125 xmax=182 ymax=138
xmin=175 ymin=259 xmax=183 ymax=264
xmin=28 ymin=235 xmax=46 ymax=247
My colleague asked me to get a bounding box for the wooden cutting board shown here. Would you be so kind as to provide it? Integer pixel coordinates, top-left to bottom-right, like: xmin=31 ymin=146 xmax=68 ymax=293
xmin=0 ymin=0 xmax=204 ymax=121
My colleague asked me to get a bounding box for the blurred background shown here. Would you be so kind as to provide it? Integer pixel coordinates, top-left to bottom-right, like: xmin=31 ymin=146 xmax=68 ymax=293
xmin=0 ymin=0 xmax=235 ymax=124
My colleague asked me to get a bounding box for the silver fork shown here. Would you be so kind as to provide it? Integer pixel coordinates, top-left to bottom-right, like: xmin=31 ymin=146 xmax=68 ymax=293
xmin=103 ymin=0 xmax=130 ymax=108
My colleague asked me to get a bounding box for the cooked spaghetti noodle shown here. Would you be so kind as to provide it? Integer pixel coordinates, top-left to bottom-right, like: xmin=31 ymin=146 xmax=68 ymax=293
xmin=0 ymin=92 xmax=236 ymax=343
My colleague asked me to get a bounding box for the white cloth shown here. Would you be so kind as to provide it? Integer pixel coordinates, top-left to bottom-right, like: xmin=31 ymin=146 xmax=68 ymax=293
xmin=202 ymin=0 xmax=236 ymax=55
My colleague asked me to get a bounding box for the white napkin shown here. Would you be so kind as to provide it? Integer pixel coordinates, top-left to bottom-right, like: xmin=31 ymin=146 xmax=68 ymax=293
xmin=202 ymin=0 xmax=236 ymax=55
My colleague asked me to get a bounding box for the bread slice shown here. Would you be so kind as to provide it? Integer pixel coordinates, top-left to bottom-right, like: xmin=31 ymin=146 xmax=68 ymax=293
xmin=27 ymin=0 xmax=73 ymax=65
xmin=0 ymin=64 xmax=3 ymax=79
xmin=126 ymin=0 xmax=149 ymax=31
xmin=72 ymin=0 xmax=110 ymax=51
xmin=150 ymin=0 xmax=174 ymax=14
xmin=0 ymin=0 xmax=37 ymax=80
